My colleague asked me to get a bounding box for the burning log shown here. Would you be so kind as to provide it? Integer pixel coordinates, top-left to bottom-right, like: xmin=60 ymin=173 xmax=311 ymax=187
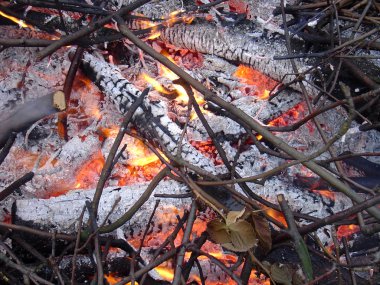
xmin=15 ymin=180 xmax=189 ymax=235
xmin=81 ymin=51 xmax=218 ymax=174
xmin=159 ymin=21 xmax=316 ymax=95
xmin=14 ymin=173 xmax=354 ymax=245
xmin=22 ymin=125 xmax=102 ymax=197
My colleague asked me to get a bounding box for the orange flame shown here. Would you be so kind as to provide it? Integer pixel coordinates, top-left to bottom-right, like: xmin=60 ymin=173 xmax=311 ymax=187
xmin=74 ymin=151 xmax=105 ymax=189
xmin=104 ymin=274 xmax=138 ymax=285
xmin=337 ymin=224 xmax=360 ymax=240
xmin=266 ymin=208 xmax=287 ymax=226
xmin=233 ymin=65 xmax=278 ymax=99
xmin=312 ymin=189 xmax=336 ymax=201
xmin=141 ymin=73 xmax=171 ymax=94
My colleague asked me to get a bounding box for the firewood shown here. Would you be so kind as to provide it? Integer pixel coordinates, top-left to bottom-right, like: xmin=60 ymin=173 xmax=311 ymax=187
xmin=159 ymin=22 xmax=316 ymax=95
xmin=81 ymin=52 xmax=218 ymax=174
xmin=15 ymin=175 xmax=353 ymax=245
xmin=0 ymin=91 xmax=66 ymax=149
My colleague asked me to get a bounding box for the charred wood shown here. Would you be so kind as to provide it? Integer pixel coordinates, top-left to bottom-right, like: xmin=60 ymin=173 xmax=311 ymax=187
xmin=81 ymin=52 xmax=217 ymax=173
xmin=159 ymin=21 xmax=315 ymax=95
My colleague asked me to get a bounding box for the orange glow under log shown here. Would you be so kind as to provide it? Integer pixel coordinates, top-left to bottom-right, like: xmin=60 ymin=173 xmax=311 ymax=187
xmin=337 ymin=224 xmax=360 ymax=240
xmin=74 ymin=150 xmax=105 ymax=189
xmin=312 ymin=189 xmax=336 ymax=201
xmin=233 ymin=65 xmax=278 ymax=99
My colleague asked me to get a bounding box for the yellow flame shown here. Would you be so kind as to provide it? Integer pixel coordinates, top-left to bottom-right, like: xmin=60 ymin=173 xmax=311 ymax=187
xmin=0 ymin=11 xmax=31 ymax=28
xmin=155 ymin=266 xmax=174 ymax=281
xmin=128 ymin=154 xmax=160 ymax=167
xmin=146 ymin=31 xmax=161 ymax=40
xmin=141 ymin=73 xmax=171 ymax=94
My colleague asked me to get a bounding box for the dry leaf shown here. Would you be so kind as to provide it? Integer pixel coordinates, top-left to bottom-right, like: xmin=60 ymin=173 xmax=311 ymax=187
xmin=251 ymin=212 xmax=272 ymax=252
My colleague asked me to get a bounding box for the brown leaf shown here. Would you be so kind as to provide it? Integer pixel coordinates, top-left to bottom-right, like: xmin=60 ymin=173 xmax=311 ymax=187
xmin=224 ymin=220 xmax=257 ymax=252
xmin=207 ymin=219 xmax=231 ymax=244
xmin=226 ymin=208 xmax=247 ymax=226
xmin=270 ymin=263 xmax=293 ymax=285
xmin=251 ymin=212 xmax=272 ymax=252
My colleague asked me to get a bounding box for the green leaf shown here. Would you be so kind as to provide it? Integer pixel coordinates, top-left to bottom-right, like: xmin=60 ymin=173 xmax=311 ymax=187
xmin=295 ymin=238 xmax=313 ymax=281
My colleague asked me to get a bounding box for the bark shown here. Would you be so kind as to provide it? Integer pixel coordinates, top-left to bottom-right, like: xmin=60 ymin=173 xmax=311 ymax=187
xmin=15 ymin=180 xmax=189 ymax=236
xmin=81 ymin=52 xmax=217 ymax=173
xmin=15 ymin=175 xmax=353 ymax=244
xmin=159 ymin=22 xmax=315 ymax=95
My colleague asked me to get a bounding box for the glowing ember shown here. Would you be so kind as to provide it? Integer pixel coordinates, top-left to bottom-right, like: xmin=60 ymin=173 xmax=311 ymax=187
xmin=74 ymin=150 xmax=105 ymax=189
xmin=265 ymin=208 xmax=287 ymax=226
xmin=104 ymin=274 xmax=138 ymax=285
xmin=268 ymin=103 xmax=306 ymax=127
xmin=337 ymin=224 xmax=360 ymax=240
xmin=190 ymin=140 xmax=223 ymax=165
xmin=312 ymin=189 xmax=336 ymax=201
xmin=233 ymin=65 xmax=278 ymax=99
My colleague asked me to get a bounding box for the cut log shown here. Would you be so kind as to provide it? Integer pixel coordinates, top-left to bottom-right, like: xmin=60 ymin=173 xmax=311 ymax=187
xmin=15 ymin=180 xmax=189 ymax=236
xmin=0 ymin=91 xmax=66 ymax=148
xmin=81 ymin=52 xmax=218 ymax=174
xmin=15 ymin=175 xmax=353 ymax=244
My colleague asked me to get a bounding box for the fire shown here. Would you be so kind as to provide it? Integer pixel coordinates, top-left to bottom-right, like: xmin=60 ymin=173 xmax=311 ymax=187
xmin=337 ymin=224 xmax=360 ymax=240
xmin=155 ymin=266 xmax=175 ymax=281
xmin=141 ymin=73 xmax=172 ymax=95
xmin=0 ymin=11 xmax=32 ymax=29
xmin=74 ymin=150 xmax=105 ymax=189
xmin=312 ymin=189 xmax=336 ymax=201
xmin=265 ymin=208 xmax=287 ymax=226
xmin=104 ymin=273 xmax=138 ymax=285
xmin=233 ymin=65 xmax=278 ymax=99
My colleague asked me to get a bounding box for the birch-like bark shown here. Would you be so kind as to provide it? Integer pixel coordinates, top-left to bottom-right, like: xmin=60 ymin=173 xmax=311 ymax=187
xmin=82 ymin=52 xmax=217 ymax=173
xmin=159 ymin=23 xmax=316 ymax=95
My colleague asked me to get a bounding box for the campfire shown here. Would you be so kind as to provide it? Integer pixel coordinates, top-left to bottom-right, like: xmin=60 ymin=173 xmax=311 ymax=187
xmin=0 ymin=0 xmax=379 ymax=284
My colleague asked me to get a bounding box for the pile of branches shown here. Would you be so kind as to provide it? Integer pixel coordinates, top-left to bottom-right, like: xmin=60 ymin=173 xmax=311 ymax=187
xmin=0 ymin=0 xmax=379 ymax=284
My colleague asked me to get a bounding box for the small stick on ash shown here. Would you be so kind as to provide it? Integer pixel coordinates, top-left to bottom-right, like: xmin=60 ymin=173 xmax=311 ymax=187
xmin=0 ymin=172 xmax=34 ymax=202
xmin=91 ymin=88 xmax=148 ymax=218
xmin=173 ymin=200 xmax=197 ymax=285
xmin=37 ymin=0 xmax=152 ymax=60
xmin=278 ymin=194 xmax=313 ymax=281
xmin=0 ymin=132 xmax=16 ymax=165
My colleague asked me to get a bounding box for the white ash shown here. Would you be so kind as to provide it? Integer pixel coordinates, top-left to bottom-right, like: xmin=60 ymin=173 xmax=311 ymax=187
xmin=15 ymin=180 xmax=190 ymax=236
xmin=21 ymin=125 xmax=102 ymax=197
xmin=0 ymin=27 xmax=70 ymax=98
xmin=110 ymin=0 xmax=184 ymax=18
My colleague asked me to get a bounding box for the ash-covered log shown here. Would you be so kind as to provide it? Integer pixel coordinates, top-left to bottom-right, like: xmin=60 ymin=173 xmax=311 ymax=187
xmin=15 ymin=180 xmax=189 ymax=236
xmin=81 ymin=51 xmax=217 ymax=174
xmin=159 ymin=21 xmax=316 ymax=95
